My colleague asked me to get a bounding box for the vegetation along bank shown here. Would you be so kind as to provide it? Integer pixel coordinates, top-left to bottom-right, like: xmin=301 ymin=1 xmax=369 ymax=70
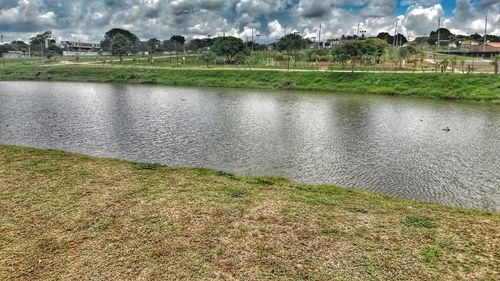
xmin=1 ymin=64 xmax=499 ymax=103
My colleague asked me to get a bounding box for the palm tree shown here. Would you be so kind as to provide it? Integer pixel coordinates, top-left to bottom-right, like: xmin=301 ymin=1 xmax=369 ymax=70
xmin=492 ymin=56 xmax=499 ymax=74
xmin=450 ymin=56 xmax=457 ymax=73
xmin=440 ymin=59 xmax=449 ymax=73
xmin=418 ymin=50 xmax=426 ymax=72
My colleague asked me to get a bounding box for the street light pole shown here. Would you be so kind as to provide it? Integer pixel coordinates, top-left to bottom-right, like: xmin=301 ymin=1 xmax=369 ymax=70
xmin=255 ymin=34 xmax=261 ymax=63
xmin=175 ymin=39 xmax=178 ymax=67
xmin=318 ymin=23 xmax=322 ymax=48
xmin=251 ymin=27 xmax=254 ymax=52
xmin=393 ymin=20 xmax=398 ymax=47
xmin=484 ymin=16 xmax=488 ymax=52
xmin=40 ymin=41 xmax=43 ymax=61
xmin=437 ymin=17 xmax=441 ymax=50
xmin=1 ymin=35 xmax=5 ymax=67
xmin=74 ymin=36 xmax=79 ymax=61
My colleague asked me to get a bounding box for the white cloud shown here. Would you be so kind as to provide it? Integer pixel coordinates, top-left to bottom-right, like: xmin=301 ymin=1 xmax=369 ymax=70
xmin=0 ymin=0 xmax=497 ymax=44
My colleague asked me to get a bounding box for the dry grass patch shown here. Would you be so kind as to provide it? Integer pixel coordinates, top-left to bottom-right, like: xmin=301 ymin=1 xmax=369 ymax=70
xmin=0 ymin=145 xmax=499 ymax=280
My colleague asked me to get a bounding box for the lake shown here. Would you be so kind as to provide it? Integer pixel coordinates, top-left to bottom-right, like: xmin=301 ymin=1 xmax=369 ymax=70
xmin=0 ymin=81 xmax=499 ymax=210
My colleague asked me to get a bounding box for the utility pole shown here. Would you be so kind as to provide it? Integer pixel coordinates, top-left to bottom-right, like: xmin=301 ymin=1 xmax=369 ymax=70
xmin=284 ymin=26 xmax=287 ymax=37
xmin=175 ymin=40 xmax=178 ymax=67
xmin=393 ymin=20 xmax=398 ymax=47
xmin=484 ymin=16 xmax=488 ymax=52
xmin=1 ymin=35 xmax=5 ymax=67
xmin=251 ymin=26 xmax=254 ymax=52
xmin=437 ymin=17 xmax=441 ymax=49
xmin=318 ymin=23 xmax=322 ymax=48
xmin=40 ymin=41 xmax=43 ymax=61
xmin=357 ymin=23 xmax=360 ymax=39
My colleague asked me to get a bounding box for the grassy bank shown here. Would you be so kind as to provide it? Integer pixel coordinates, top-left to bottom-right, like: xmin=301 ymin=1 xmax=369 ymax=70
xmin=1 ymin=64 xmax=499 ymax=102
xmin=0 ymin=145 xmax=498 ymax=280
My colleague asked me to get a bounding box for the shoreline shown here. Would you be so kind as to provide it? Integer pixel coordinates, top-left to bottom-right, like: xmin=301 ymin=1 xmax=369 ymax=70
xmin=2 ymin=144 xmax=498 ymax=213
xmin=1 ymin=64 xmax=499 ymax=103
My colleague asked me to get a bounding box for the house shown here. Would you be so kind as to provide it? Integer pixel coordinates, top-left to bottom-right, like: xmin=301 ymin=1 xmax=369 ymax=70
xmin=458 ymin=40 xmax=479 ymax=49
xmin=471 ymin=42 xmax=500 ymax=52
xmin=484 ymin=42 xmax=500 ymax=49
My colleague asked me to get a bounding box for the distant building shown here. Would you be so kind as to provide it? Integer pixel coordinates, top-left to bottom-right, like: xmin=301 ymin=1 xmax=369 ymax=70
xmin=2 ymin=51 xmax=29 ymax=59
xmin=325 ymin=39 xmax=340 ymax=48
xmin=458 ymin=40 xmax=479 ymax=49
xmin=336 ymin=39 xmax=355 ymax=46
xmin=471 ymin=42 xmax=500 ymax=52
xmin=60 ymin=41 xmax=101 ymax=51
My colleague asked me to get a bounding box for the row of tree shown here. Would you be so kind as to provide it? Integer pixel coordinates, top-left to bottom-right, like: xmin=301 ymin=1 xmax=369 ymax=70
xmin=4 ymin=27 xmax=499 ymax=62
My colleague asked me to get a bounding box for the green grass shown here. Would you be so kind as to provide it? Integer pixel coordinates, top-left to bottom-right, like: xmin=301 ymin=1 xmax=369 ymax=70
xmin=0 ymin=63 xmax=499 ymax=102
xmin=1 ymin=144 xmax=499 ymax=280
xmin=401 ymin=216 xmax=436 ymax=228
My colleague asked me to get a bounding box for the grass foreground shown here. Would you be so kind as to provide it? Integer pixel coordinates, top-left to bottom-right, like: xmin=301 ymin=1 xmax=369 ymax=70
xmin=0 ymin=63 xmax=499 ymax=103
xmin=0 ymin=145 xmax=499 ymax=280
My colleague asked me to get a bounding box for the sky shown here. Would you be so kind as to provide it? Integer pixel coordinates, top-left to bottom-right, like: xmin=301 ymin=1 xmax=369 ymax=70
xmin=0 ymin=0 xmax=498 ymax=44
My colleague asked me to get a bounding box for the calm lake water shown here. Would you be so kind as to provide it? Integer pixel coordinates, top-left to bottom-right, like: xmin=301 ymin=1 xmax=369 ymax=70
xmin=0 ymin=81 xmax=499 ymax=210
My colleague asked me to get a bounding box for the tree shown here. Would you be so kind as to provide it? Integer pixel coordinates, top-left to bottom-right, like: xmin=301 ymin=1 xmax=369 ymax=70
xmin=394 ymin=33 xmax=408 ymax=46
xmin=0 ymin=44 xmax=13 ymax=54
xmin=111 ymin=34 xmax=132 ymax=61
xmin=163 ymin=36 xmax=187 ymax=53
xmin=188 ymin=38 xmax=214 ymax=52
xmin=233 ymin=53 xmax=249 ymax=66
xmin=136 ymin=41 xmax=151 ymax=54
xmin=470 ymin=33 xmax=482 ymax=42
xmin=450 ymin=56 xmax=457 ymax=73
xmin=376 ymin=32 xmax=393 ymax=45
xmin=170 ymin=35 xmax=185 ymax=45
xmin=200 ymin=51 xmax=216 ymax=68
xmin=29 ymin=31 xmax=54 ymax=45
xmin=398 ymin=46 xmax=416 ymax=59
xmin=276 ymin=33 xmax=306 ymax=54
xmin=10 ymin=41 xmax=28 ymax=52
xmin=146 ymin=38 xmax=161 ymax=53
xmin=28 ymin=31 xmax=57 ymax=55
xmin=428 ymin=28 xmax=454 ymax=46
xmin=334 ymin=38 xmax=388 ymax=69
xmin=415 ymin=36 xmax=429 ymax=44
xmin=212 ymin=36 xmax=248 ymax=62
xmin=101 ymin=28 xmax=139 ymax=53
xmin=335 ymin=52 xmax=350 ymax=69
xmin=397 ymin=46 xmax=416 ymax=69
xmin=492 ymin=56 xmax=499 ymax=75
xmin=336 ymin=39 xmax=386 ymax=58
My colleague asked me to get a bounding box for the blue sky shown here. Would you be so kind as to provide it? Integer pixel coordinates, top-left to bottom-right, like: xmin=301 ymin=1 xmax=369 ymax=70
xmin=397 ymin=1 xmax=456 ymax=16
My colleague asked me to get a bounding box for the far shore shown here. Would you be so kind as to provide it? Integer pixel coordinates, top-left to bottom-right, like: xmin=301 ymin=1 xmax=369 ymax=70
xmin=1 ymin=63 xmax=499 ymax=103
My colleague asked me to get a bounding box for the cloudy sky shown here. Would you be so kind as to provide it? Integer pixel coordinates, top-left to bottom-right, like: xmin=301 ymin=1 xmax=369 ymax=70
xmin=0 ymin=0 xmax=498 ymax=44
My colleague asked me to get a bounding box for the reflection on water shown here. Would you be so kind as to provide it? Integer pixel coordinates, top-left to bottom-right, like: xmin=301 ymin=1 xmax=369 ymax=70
xmin=0 ymin=81 xmax=499 ymax=210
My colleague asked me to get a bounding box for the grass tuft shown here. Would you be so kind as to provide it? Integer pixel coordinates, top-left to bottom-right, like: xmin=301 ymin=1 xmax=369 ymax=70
xmin=347 ymin=207 xmax=368 ymax=213
xmin=401 ymin=216 xmax=436 ymax=228
xmin=216 ymin=170 xmax=239 ymax=180
xmin=134 ymin=162 xmax=164 ymax=170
